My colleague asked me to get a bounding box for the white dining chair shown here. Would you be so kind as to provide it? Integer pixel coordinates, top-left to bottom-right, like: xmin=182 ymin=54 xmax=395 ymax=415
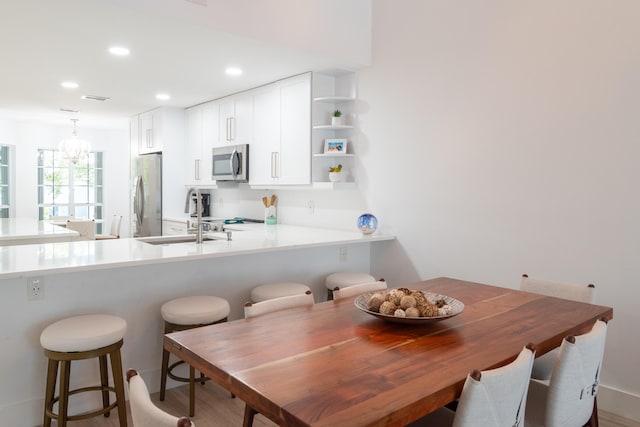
xmin=244 ymin=290 xmax=314 ymax=319
xmin=96 ymin=214 xmax=123 ymax=240
xmin=520 ymin=274 xmax=595 ymax=380
xmin=66 ymin=219 xmax=95 ymax=240
xmin=332 ymin=279 xmax=387 ymax=300
xmin=126 ymin=369 xmax=194 ymax=427
xmin=408 ymin=343 xmax=536 ymax=427
xmin=242 ymin=290 xmax=315 ymax=426
xmin=524 ymin=319 xmax=608 ymax=427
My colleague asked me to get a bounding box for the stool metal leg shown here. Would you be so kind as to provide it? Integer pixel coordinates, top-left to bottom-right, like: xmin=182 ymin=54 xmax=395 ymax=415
xmin=43 ymin=358 xmax=58 ymax=427
xmin=59 ymin=360 xmax=71 ymax=427
xmin=160 ymin=348 xmax=170 ymax=401
xmin=99 ymin=354 xmax=110 ymax=417
xmin=110 ymin=346 xmax=128 ymax=427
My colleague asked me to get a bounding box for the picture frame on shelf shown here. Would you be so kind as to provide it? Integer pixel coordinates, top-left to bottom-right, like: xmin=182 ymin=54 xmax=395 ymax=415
xmin=324 ymin=138 xmax=347 ymax=154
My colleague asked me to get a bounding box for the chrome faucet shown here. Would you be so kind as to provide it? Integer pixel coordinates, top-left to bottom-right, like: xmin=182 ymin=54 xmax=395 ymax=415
xmin=184 ymin=187 xmax=203 ymax=244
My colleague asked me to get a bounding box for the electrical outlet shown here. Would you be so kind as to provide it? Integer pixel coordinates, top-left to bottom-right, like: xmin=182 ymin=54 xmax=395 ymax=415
xmin=307 ymin=200 xmax=315 ymax=214
xmin=27 ymin=277 xmax=44 ymax=300
xmin=339 ymin=246 xmax=348 ymax=262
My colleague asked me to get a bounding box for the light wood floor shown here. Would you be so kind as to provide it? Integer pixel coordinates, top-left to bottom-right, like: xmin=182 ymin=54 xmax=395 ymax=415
xmin=53 ymin=381 xmax=639 ymax=427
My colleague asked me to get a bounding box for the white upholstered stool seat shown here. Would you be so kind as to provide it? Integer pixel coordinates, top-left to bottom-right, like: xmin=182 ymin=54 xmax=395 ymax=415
xmin=161 ymin=295 xmax=230 ymax=325
xmin=251 ymin=282 xmax=311 ymax=303
xmin=325 ymin=272 xmax=376 ymax=300
xmin=40 ymin=314 xmax=127 ymax=352
xmin=160 ymin=295 xmax=231 ymax=417
xmin=40 ymin=314 xmax=128 ymax=427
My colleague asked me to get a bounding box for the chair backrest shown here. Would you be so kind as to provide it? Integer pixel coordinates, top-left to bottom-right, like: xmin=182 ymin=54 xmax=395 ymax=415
xmin=66 ymin=219 xmax=95 ymax=240
xmin=244 ymin=291 xmax=314 ymax=318
xmin=543 ymin=319 xmax=608 ymax=427
xmin=109 ymin=214 xmax=123 ymax=237
xmin=452 ymin=343 xmax=536 ymax=427
xmin=127 ymin=369 xmax=194 ymax=427
xmin=520 ymin=274 xmax=595 ymax=303
xmin=332 ymin=280 xmax=388 ymax=300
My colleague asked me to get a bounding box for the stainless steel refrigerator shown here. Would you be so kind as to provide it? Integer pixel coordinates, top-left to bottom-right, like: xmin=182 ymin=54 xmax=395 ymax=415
xmin=132 ymin=153 xmax=162 ymax=237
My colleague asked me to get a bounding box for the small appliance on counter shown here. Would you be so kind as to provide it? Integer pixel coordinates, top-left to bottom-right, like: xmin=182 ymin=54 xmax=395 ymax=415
xmin=190 ymin=193 xmax=210 ymax=217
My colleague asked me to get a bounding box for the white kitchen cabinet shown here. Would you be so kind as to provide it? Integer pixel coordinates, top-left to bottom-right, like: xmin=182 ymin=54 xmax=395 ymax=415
xmin=200 ymin=101 xmax=219 ymax=185
xmin=217 ymin=93 xmax=252 ymax=146
xmin=162 ymin=219 xmax=188 ymax=235
xmin=311 ymin=71 xmax=357 ymax=187
xmin=278 ymin=73 xmax=311 ymax=185
xmin=249 ymin=73 xmax=311 ymax=187
xmin=184 ymin=102 xmax=219 ymax=187
xmin=132 ymin=107 xmax=184 ymax=155
xmin=184 ymin=106 xmax=202 ymax=186
xmin=138 ymin=110 xmax=161 ymax=154
xmin=250 ymin=83 xmax=280 ymax=186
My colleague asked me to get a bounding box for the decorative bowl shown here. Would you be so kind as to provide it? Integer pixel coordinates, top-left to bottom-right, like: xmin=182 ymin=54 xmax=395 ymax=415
xmin=354 ymin=290 xmax=464 ymax=324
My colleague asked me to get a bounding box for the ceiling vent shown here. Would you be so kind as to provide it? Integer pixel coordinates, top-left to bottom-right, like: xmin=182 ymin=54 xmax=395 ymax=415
xmin=59 ymin=108 xmax=79 ymax=113
xmin=81 ymin=95 xmax=110 ymax=102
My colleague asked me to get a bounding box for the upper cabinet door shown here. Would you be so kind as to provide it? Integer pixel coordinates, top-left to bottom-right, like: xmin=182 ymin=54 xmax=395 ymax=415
xmin=138 ymin=110 xmax=162 ymax=154
xmin=278 ymin=73 xmax=311 ymax=185
xmin=184 ymin=106 xmax=202 ymax=186
xmin=217 ymin=93 xmax=252 ymax=146
xmin=249 ymin=83 xmax=280 ymax=186
xmin=201 ymin=101 xmax=219 ymax=185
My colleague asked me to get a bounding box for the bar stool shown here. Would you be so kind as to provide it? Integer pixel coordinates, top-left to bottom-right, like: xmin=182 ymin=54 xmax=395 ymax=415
xmin=325 ymin=272 xmax=376 ymax=300
xmin=160 ymin=295 xmax=231 ymax=417
xmin=250 ymin=282 xmax=312 ymax=302
xmin=40 ymin=314 xmax=127 ymax=427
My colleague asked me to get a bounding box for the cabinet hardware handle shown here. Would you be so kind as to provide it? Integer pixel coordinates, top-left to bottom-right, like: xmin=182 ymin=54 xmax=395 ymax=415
xmin=195 ymin=159 xmax=200 ymax=180
xmin=271 ymin=152 xmax=279 ymax=178
xmin=230 ymin=117 xmax=235 ymax=141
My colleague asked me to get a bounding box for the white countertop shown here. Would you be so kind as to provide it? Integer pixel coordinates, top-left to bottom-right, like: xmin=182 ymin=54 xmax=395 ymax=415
xmin=0 ymin=223 xmax=394 ymax=279
xmin=0 ymin=218 xmax=79 ymax=245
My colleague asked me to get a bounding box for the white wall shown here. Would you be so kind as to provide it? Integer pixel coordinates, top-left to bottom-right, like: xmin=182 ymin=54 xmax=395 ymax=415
xmin=359 ymin=0 xmax=640 ymax=420
xmin=0 ymin=118 xmax=130 ymax=236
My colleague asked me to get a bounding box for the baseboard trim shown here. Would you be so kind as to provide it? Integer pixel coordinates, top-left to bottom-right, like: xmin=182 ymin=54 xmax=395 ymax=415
xmin=599 ymin=384 xmax=640 ymax=422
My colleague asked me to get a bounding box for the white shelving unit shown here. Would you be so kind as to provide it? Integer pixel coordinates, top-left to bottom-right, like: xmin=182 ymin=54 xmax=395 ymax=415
xmin=311 ymin=71 xmax=358 ymax=187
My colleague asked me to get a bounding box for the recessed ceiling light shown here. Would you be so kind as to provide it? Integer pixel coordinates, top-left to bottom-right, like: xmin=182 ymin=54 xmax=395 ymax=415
xmin=225 ymin=67 xmax=243 ymax=76
xmin=109 ymin=46 xmax=130 ymax=56
xmin=156 ymin=93 xmax=171 ymax=101
xmin=81 ymin=95 xmax=110 ymax=102
xmin=61 ymin=81 xmax=79 ymax=89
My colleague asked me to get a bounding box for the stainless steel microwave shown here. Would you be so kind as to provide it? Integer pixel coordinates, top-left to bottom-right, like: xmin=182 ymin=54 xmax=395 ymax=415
xmin=212 ymin=144 xmax=248 ymax=182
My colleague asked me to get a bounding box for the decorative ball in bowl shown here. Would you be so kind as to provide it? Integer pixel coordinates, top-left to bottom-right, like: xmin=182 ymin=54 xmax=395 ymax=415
xmin=354 ymin=288 xmax=464 ymax=324
xmin=357 ymin=213 xmax=378 ymax=235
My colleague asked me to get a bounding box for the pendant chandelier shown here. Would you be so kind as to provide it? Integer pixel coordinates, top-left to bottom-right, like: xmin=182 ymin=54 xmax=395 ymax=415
xmin=59 ymin=118 xmax=91 ymax=164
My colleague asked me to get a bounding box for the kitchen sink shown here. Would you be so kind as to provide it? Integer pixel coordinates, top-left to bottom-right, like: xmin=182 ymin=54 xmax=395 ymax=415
xmin=136 ymin=234 xmax=223 ymax=245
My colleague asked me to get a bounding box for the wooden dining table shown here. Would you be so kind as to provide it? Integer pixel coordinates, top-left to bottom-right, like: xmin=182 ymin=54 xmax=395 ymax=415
xmin=164 ymin=277 xmax=613 ymax=427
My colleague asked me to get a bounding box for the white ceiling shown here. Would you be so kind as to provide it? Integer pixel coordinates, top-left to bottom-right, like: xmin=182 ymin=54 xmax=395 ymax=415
xmin=0 ymin=0 xmax=369 ymax=129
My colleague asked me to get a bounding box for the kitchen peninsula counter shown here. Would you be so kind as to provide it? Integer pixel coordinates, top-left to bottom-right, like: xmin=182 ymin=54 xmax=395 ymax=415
xmin=0 ymin=223 xmax=394 ymax=279
xmin=0 ymin=222 xmax=393 ymax=426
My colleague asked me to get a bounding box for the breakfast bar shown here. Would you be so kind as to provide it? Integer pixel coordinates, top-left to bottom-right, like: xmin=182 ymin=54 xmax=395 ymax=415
xmin=0 ymin=222 xmax=394 ymax=426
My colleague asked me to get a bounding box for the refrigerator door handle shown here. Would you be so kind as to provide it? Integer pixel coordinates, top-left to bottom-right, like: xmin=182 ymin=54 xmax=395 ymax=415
xmin=135 ymin=175 xmax=144 ymax=226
